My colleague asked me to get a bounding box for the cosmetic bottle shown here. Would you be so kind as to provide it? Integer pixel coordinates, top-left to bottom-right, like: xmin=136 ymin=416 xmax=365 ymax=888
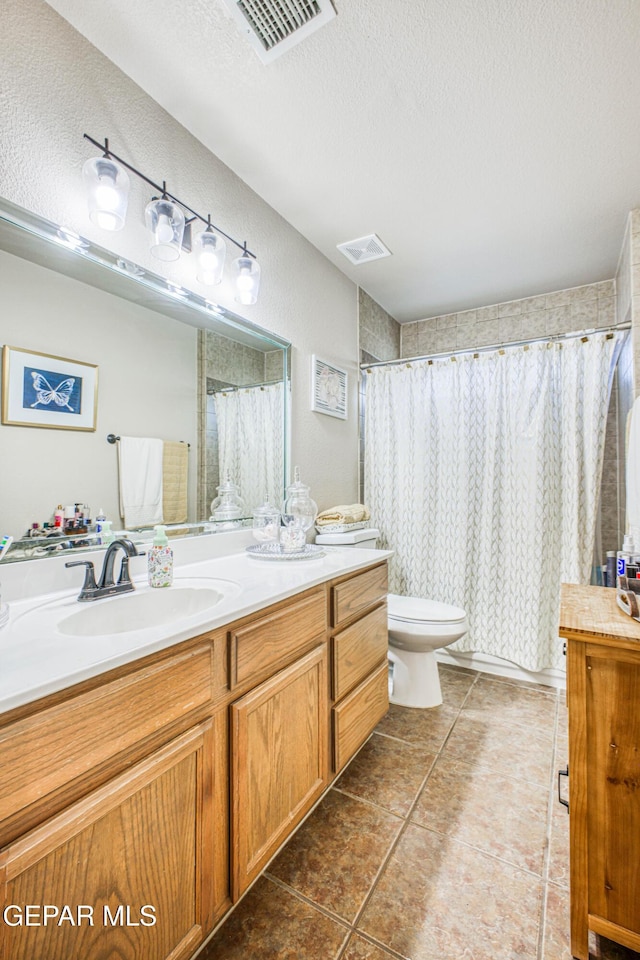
xmin=148 ymin=525 xmax=173 ymax=588
xmin=605 ymin=551 xmax=616 ymax=588
xmin=54 ymin=505 xmax=64 ymax=529
xmin=617 ymin=535 xmax=635 ymax=583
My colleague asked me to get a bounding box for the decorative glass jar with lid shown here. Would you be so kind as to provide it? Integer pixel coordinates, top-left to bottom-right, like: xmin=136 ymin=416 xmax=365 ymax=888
xmin=281 ymin=467 xmax=318 ymax=553
xmin=209 ymin=472 xmax=246 ymax=527
xmin=252 ymin=495 xmax=280 ymax=544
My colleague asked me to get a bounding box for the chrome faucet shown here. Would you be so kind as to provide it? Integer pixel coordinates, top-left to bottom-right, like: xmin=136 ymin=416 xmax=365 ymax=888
xmin=66 ymin=538 xmax=145 ymax=602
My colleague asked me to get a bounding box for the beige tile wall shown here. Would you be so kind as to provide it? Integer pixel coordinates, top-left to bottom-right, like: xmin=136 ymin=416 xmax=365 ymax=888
xmin=401 ymin=280 xmax=616 ymax=359
xmin=358 ymin=289 xmax=401 ymax=362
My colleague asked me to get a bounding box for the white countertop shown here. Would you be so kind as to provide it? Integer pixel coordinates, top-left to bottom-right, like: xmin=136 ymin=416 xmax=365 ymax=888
xmin=0 ymin=538 xmax=392 ymax=716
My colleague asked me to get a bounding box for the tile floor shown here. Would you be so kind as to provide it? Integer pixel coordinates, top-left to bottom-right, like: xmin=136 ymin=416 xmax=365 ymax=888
xmin=198 ymin=665 xmax=640 ymax=960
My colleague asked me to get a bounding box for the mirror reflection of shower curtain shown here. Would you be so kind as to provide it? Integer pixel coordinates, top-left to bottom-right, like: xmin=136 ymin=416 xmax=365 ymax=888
xmin=364 ymin=332 xmax=623 ymax=673
xmin=214 ymin=382 xmax=284 ymax=513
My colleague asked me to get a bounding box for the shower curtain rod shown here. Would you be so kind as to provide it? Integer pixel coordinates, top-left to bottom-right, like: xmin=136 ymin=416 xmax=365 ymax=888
xmin=360 ymin=321 xmax=631 ymax=371
xmin=208 ymin=378 xmax=283 ymax=395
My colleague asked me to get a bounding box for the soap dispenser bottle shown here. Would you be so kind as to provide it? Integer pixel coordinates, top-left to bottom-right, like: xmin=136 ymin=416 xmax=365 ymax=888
xmin=148 ymin=525 xmax=173 ymax=588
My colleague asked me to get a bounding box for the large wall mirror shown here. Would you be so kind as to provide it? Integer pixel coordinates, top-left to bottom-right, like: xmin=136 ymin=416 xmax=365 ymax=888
xmin=0 ymin=199 xmax=290 ymax=562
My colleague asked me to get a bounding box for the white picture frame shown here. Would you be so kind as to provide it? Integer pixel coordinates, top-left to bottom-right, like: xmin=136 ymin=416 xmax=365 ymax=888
xmin=311 ymin=355 xmax=347 ymax=420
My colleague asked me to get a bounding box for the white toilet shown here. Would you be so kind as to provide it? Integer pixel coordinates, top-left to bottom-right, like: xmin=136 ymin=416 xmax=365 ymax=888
xmin=315 ymin=528 xmax=468 ymax=708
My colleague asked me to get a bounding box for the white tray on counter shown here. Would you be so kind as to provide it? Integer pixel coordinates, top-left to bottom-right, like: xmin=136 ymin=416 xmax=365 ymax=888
xmin=246 ymin=543 xmax=325 ymax=562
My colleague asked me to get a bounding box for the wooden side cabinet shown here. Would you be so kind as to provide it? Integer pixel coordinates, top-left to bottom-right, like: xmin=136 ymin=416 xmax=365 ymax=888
xmin=559 ymin=584 xmax=640 ymax=960
xmin=230 ymin=644 xmax=329 ymax=899
xmin=0 ymin=722 xmax=216 ymax=960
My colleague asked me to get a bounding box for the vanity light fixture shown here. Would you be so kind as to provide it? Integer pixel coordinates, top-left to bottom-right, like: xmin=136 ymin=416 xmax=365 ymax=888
xmin=83 ymin=134 xmax=261 ymax=301
xmin=82 ymin=145 xmax=130 ymax=232
xmin=233 ymin=245 xmax=261 ymax=305
xmin=145 ymin=191 xmax=185 ymax=262
xmin=195 ymin=217 xmax=226 ymax=285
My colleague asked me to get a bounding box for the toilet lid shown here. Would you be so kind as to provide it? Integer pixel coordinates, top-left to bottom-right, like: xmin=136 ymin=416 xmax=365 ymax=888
xmin=387 ymin=593 xmax=466 ymax=624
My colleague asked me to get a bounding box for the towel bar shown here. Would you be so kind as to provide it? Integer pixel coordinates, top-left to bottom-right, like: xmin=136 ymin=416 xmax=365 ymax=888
xmin=107 ymin=433 xmax=190 ymax=447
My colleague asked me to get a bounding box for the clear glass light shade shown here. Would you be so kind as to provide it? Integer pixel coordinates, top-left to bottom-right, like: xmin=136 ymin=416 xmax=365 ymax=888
xmin=195 ymin=228 xmax=226 ymax=285
xmin=145 ymin=198 xmax=185 ymax=261
xmin=233 ymin=255 xmax=261 ymax=305
xmin=83 ymin=156 xmax=129 ymax=231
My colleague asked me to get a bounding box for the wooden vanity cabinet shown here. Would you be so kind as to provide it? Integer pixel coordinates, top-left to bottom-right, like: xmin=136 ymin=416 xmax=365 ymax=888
xmin=559 ymin=584 xmax=640 ymax=960
xmin=0 ymin=560 xmax=389 ymax=960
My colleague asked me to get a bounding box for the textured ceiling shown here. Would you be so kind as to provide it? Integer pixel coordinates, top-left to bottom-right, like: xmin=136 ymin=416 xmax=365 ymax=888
xmin=45 ymin=0 xmax=640 ymax=322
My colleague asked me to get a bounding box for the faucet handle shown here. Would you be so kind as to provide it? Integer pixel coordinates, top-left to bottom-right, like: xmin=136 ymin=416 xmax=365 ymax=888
xmin=116 ymin=551 xmax=146 ymax=586
xmin=65 ymin=560 xmax=99 ymax=601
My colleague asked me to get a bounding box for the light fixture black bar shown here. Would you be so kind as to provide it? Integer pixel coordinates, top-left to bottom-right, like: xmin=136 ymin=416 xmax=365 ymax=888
xmin=84 ymin=133 xmax=256 ymax=259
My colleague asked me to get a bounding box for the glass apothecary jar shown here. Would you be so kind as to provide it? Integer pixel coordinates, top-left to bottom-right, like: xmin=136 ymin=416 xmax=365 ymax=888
xmin=252 ymin=496 xmax=280 ymax=544
xmin=282 ymin=467 xmax=318 ymax=531
xmin=281 ymin=467 xmax=317 ymax=553
xmin=210 ymin=472 xmax=246 ymax=526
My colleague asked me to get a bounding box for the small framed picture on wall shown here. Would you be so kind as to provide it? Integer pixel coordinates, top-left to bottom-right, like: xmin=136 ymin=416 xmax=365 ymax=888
xmin=1 ymin=345 xmax=98 ymax=431
xmin=311 ymin=355 xmax=347 ymax=420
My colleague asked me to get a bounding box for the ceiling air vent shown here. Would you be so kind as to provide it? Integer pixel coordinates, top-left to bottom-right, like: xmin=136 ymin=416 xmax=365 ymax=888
xmin=336 ymin=234 xmax=392 ymax=265
xmin=220 ymin=0 xmax=336 ymax=64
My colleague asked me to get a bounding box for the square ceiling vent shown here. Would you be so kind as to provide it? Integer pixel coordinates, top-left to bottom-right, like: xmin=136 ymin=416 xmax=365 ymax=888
xmin=337 ymin=234 xmax=392 ymax=265
xmin=220 ymin=0 xmax=336 ymax=64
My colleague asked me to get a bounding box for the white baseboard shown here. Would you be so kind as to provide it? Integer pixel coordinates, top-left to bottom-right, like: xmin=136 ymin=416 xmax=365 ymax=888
xmin=435 ymin=648 xmax=566 ymax=691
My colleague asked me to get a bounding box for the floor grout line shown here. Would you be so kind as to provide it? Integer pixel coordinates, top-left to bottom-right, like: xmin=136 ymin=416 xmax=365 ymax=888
xmin=344 ymin=676 xmax=479 ymax=942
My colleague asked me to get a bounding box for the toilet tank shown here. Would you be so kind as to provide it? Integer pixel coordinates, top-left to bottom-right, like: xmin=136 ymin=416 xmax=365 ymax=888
xmin=314 ymin=528 xmax=380 ymax=548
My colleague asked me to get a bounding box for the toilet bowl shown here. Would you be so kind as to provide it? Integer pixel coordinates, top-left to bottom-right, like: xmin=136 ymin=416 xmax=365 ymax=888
xmin=314 ymin=528 xmax=468 ymax=709
xmin=387 ymin=594 xmax=467 ymax=708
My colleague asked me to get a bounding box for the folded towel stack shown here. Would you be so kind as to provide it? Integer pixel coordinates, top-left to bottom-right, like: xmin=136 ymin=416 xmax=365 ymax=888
xmin=316 ymin=504 xmax=371 ymax=527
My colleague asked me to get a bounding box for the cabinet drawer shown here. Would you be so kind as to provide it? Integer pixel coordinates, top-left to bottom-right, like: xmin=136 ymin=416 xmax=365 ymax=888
xmin=331 ymin=564 xmax=388 ymax=628
xmin=332 ymin=659 xmax=389 ymax=772
xmin=332 ymin=602 xmax=388 ymax=701
xmin=229 ymin=587 xmax=326 ymax=689
xmin=0 ymin=643 xmax=216 ymax=822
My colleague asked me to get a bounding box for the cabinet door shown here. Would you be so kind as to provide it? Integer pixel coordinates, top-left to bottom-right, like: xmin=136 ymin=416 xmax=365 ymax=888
xmin=584 ymin=649 xmax=640 ymax=947
xmin=230 ymin=645 xmax=328 ymax=899
xmin=0 ymin=722 xmax=216 ymax=960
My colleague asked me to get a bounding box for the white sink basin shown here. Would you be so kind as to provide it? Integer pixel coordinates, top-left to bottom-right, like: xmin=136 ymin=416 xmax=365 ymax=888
xmin=57 ymin=579 xmax=232 ymax=637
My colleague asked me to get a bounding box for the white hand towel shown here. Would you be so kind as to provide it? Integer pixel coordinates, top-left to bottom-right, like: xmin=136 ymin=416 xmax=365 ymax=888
xmin=118 ymin=436 xmax=164 ymax=528
xmin=627 ymin=397 xmax=640 ymax=551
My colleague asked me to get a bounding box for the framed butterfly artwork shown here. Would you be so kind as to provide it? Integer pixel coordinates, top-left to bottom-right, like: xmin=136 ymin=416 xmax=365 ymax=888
xmin=1 ymin=346 xmax=98 ymax=431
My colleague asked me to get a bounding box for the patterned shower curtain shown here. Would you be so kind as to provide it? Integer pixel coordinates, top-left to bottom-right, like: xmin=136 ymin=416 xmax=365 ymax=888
xmin=214 ymin=382 xmax=284 ymax=514
xmin=364 ymin=332 xmax=622 ymax=672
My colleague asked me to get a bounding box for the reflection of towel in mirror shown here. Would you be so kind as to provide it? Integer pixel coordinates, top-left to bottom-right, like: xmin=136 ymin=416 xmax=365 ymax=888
xmin=627 ymin=398 xmax=640 ymax=550
xmin=163 ymin=441 xmax=188 ymax=524
xmin=118 ymin=436 xmax=164 ymax=528
xmin=316 ymin=503 xmax=371 ymax=526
